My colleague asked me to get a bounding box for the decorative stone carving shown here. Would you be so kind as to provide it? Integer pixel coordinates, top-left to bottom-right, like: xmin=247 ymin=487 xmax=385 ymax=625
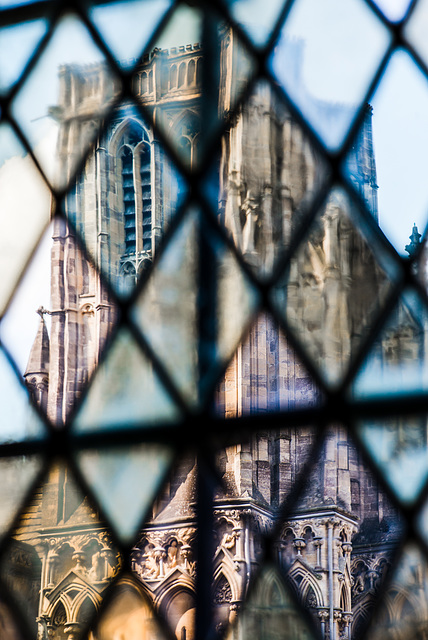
xmin=167 ymin=540 xmax=178 ymax=568
xmin=37 ymin=618 xmax=49 ymax=640
xmin=293 ymin=538 xmax=306 ymax=555
xmin=214 ymin=577 xmax=232 ymax=604
xmin=72 ymin=551 xmax=87 ymax=574
xmin=317 ymin=609 xmax=329 ymax=622
xmin=88 ymin=551 xmax=104 ymax=582
xmin=221 ymin=531 xmax=237 ymax=551
xmin=52 ymin=607 xmax=67 ymax=626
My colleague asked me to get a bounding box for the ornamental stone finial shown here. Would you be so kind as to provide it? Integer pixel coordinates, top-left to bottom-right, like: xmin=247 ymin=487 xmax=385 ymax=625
xmin=37 ymin=306 xmax=51 ymax=317
xmin=405 ymin=223 xmax=421 ymax=257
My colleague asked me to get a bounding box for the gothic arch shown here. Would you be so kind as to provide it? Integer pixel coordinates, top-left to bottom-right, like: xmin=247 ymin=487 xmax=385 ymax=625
xmin=69 ymin=588 xmax=100 ymax=622
xmin=108 ymin=118 xmax=153 ymax=260
xmin=390 ymin=589 xmax=421 ymax=622
xmin=178 ymin=62 xmax=186 ymax=87
xmin=251 ymin=567 xmax=287 ymax=607
xmin=81 ymin=537 xmax=102 ymax=554
xmin=119 ymin=573 xmax=154 ymax=606
xmin=187 ymin=59 xmax=196 ymax=85
xmin=213 ymin=573 xmax=232 ymax=605
xmin=76 ymin=596 xmax=97 ymax=626
xmin=351 ymin=594 xmax=376 ymax=637
xmin=141 ymin=71 xmax=148 ymax=94
xmin=46 ymin=590 xmax=73 ymax=621
xmin=170 ymin=64 xmax=177 ymax=89
xmin=172 ymin=110 xmax=200 ymax=167
xmin=109 ymin=118 xmax=151 ymax=156
xmin=280 ymin=527 xmax=296 ymax=567
xmin=213 ymin=564 xmax=239 ymax=602
xmin=339 ymin=527 xmax=348 ymax=542
xmin=156 ymin=579 xmax=196 ymax=613
xmin=288 ymin=565 xmax=324 ymax=608
xmin=138 ymin=257 xmax=152 ymax=275
xmin=340 ymin=584 xmax=351 ymax=612
xmin=54 ymin=542 xmax=75 ymax=581
xmin=158 ymin=586 xmax=196 ymax=640
xmin=51 ymin=601 xmax=67 ymax=639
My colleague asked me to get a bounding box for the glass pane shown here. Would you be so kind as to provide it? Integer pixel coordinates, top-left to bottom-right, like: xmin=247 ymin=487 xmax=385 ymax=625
xmin=216 ymin=225 xmax=260 ymax=378
xmin=0 ymin=0 xmax=48 ymax=6
xmin=405 ymin=0 xmax=428 ymax=68
xmin=357 ymin=415 xmax=428 ymax=505
xmin=1 ymin=461 xmax=121 ymax=640
xmin=416 ymin=494 xmax=428 ymax=544
xmin=0 ymin=599 xmax=25 ymax=640
xmin=275 ymin=425 xmax=404 ymax=639
xmin=132 ymin=208 xmax=258 ymax=407
xmin=271 ymin=186 xmax=396 ymax=387
xmin=73 ymin=327 xmax=181 ymax=433
xmin=0 ymin=348 xmax=46 ymax=443
xmin=365 ymin=544 xmax=428 ymax=640
xmin=11 ymin=13 xmax=119 ymax=191
xmin=216 ymin=313 xmax=321 ymax=418
xmin=76 ymin=443 xmax=173 ymax=545
xmin=372 ymin=0 xmax=412 ymax=21
xmin=1 ymin=222 xmax=51 ymax=377
xmin=215 ymin=426 xmax=317 ymax=513
xmin=352 ymin=288 xmax=428 ymax=398
xmin=90 ymin=0 xmax=173 ymax=69
xmin=93 ymin=574 xmax=168 ymax=640
xmin=131 ymin=210 xmax=198 ymax=405
xmin=225 ymin=565 xmax=316 ymax=640
xmin=223 ymin=0 xmax=287 ymax=46
xmin=0 ymin=455 xmax=43 ymax=542
xmin=131 ymin=456 xmax=197 ymax=638
xmin=65 ymin=102 xmax=188 ymax=299
xmin=144 ymin=3 xmax=255 ymax=170
xmin=0 ymin=122 xmax=50 ymax=315
xmin=0 ymin=18 xmax=48 ymax=93
xmin=417 ymin=235 xmax=428 ymax=286
xmin=270 ymin=0 xmax=391 ymax=149
xmin=344 ymin=49 xmax=428 ymax=255
xmin=205 ymin=78 xmax=329 ymax=281
xmin=1 ymin=218 xmax=119 ymax=426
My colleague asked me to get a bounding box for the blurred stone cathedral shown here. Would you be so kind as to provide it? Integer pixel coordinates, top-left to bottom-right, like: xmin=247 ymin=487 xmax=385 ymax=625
xmin=11 ymin=24 xmax=427 ymax=640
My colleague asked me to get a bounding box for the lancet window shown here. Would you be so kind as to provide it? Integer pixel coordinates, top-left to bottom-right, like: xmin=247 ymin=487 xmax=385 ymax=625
xmin=117 ymin=121 xmax=152 ymax=257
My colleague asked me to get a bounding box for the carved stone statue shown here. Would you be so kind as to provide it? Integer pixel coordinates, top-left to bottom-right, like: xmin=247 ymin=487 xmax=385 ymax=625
xmin=88 ymin=551 xmax=104 ymax=582
xmin=167 ymin=540 xmax=178 ymax=568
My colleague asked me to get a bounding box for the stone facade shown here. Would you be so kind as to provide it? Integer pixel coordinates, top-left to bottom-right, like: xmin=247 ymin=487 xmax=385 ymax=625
xmin=17 ymin=27 xmax=420 ymax=640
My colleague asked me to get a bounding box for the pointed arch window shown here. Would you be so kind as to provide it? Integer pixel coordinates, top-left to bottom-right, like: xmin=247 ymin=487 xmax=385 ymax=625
xmin=116 ymin=121 xmax=152 ymax=258
xmin=175 ymin=111 xmax=201 ymax=168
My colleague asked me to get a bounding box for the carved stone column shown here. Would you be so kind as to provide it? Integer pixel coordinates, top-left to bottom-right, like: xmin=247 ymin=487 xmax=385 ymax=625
xmin=317 ymin=609 xmax=329 ymax=638
xmin=341 ymin=613 xmax=353 ymax=640
xmin=46 ymin=552 xmax=59 ymax=589
xmin=293 ymin=538 xmax=306 ymax=556
xmin=64 ymin=623 xmax=81 ymax=640
xmin=100 ymin=546 xmax=116 ymax=580
xmin=229 ymin=602 xmax=241 ymax=624
xmin=131 ymin=547 xmax=143 ymax=574
xmin=181 ymin=545 xmax=193 ymax=572
xmin=314 ymin=537 xmax=323 ymax=570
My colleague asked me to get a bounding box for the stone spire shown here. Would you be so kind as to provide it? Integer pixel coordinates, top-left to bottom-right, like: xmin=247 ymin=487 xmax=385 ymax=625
xmin=24 ymin=307 xmax=50 ymax=410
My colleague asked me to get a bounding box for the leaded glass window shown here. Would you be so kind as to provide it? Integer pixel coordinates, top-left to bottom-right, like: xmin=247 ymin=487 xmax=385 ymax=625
xmin=0 ymin=1 xmax=427 ymax=640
